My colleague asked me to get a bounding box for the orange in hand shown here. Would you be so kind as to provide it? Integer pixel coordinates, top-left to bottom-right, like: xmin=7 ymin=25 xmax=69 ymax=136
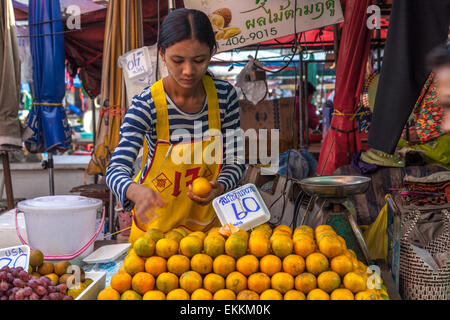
xmin=192 ymin=177 xmax=212 ymax=197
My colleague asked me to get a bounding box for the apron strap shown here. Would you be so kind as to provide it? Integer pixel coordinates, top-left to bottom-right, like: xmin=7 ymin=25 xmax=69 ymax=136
xmin=202 ymin=75 xmax=221 ymax=132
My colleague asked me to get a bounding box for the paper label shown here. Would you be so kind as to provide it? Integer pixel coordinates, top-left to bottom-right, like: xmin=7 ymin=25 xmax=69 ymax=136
xmin=0 ymin=245 xmax=30 ymax=271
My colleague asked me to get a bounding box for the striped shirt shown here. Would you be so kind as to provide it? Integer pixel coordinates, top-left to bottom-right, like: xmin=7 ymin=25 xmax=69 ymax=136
xmin=106 ymin=78 xmax=246 ymax=210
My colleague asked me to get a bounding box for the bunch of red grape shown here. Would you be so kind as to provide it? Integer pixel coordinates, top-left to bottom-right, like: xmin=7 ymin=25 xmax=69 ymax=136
xmin=0 ymin=266 xmax=74 ymax=300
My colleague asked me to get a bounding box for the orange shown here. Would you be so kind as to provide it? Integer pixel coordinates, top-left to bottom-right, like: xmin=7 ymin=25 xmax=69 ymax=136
xmin=131 ymin=272 xmax=155 ymax=295
xmin=213 ymin=254 xmax=236 ymax=277
xmin=260 ymin=289 xmax=283 ymax=300
xmin=330 ymin=254 xmax=353 ymax=277
xmin=189 ymin=231 xmax=206 ymax=242
xmin=179 ymin=235 xmax=203 ymax=258
xmin=225 ymin=235 xmax=248 ymax=259
xmin=343 ymin=272 xmax=367 ymax=293
xmin=203 ymin=273 xmax=225 ymax=293
xmin=190 ymin=253 xmax=213 ymax=275
xmin=259 ymin=254 xmax=282 ymax=276
xmin=110 ymin=271 xmax=132 ymax=294
xmin=307 ymin=288 xmax=330 ymax=300
xmin=271 ymin=235 xmax=294 ymax=259
xmin=97 ymin=288 xmax=120 ymax=300
xmin=305 ymin=252 xmax=329 ymax=275
xmin=294 ymin=273 xmax=317 ymax=294
xmin=143 ymin=290 xmax=166 ymax=300
xmin=120 ymin=290 xmax=142 ymax=300
xmin=218 ymin=224 xmax=240 ymax=238
xmin=191 ymin=288 xmax=213 ymax=300
xmin=318 ymin=235 xmax=344 ymax=259
xmin=282 ymin=254 xmax=305 ymax=276
xmin=164 ymin=230 xmax=184 ymax=243
xmin=174 ymin=227 xmax=189 ymax=237
xmin=345 ymin=249 xmax=358 ymax=260
xmin=192 ymin=177 xmax=212 ymax=197
xmin=273 ymin=225 xmax=293 ymax=236
xmin=133 ymin=237 xmax=155 ymax=257
xmin=250 ymin=229 xmax=270 ymax=239
xmin=247 ymin=272 xmax=271 ymax=294
xmin=179 ymin=271 xmax=202 ymax=294
xmin=271 ymin=272 xmax=294 ymax=294
xmin=203 ymin=234 xmax=226 ymax=258
xmin=166 ymin=288 xmax=190 ymax=300
xmin=156 ymin=272 xmax=179 ymax=294
xmin=225 ymin=271 xmax=247 ymax=294
xmin=44 ymin=273 xmax=59 ymax=285
xmin=317 ymin=271 xmax=341 ymax=293
xmin=123 ymin=254 xmax=145 ymax=276
xmin=337 ymin=235 xmax=347 ymax=251
xmin=355 ymin=290 xmax=378 ymax=300
xmin=144 ymin=256 xmax=167 ymax=277
xmin=236 ymin=255 xmax=259 ymax=276
xmin=315 ymin=224 xmax=334 ymax=236
xmin=233 ymin=229 xmax=250 ymax=241
xmin=253 ymin=224 xmax=273 ymax=237
xmin=144 ymin=228 xmax=164 ymax=243
xmin=284 ymin=290 xmax=306 ymax=300
xmin=331 ymin=288 xmax=355 ymax=300
xmin=248 ymin=235 xmax=271 ymax=258
xmin=270 ymin=231 xmax=291 ymax=244
xmin=167 ymin=254 xmax=190 ymax=276
xmin=293 ymin=235 xmax=317 ymax=258
xmin=213 ymin=289 xmax=236 ymax=300
xmin=155 ymin=238 xmax=179 ymax=258
xmin=237 ymin=290 xmax=259 ymax=300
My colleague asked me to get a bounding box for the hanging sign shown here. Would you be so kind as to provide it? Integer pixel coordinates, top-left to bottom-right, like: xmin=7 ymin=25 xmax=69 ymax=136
xmin=184 ymin=0 xmax=344 ymax=52
xmin=0 ymin=245 xmax=30 ymax=271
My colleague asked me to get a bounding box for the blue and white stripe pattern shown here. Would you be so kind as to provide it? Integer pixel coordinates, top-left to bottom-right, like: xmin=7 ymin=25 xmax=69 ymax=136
xmin=106 ymin=78 xmax=245 ymax=210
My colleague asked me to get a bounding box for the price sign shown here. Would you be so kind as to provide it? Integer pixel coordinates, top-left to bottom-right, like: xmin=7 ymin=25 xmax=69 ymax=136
xmin=123 ymin=48 xmax=151 ymax=79
xmin=213 ymin=184 xmax=270 ymax=230
xmin=0 ymin=245 xmax=30 ymax=271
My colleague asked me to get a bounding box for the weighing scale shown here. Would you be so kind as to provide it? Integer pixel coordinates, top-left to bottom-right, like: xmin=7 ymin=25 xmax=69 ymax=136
xmin=298 ymin=176 xmax=372 ymax=265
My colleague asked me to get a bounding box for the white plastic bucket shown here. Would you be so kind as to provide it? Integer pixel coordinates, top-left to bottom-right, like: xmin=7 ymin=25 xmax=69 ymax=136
xmin=16 ymin=195 xmax=103 ymax=260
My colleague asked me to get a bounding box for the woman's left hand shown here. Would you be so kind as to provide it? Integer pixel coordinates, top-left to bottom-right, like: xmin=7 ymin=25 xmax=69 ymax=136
xmin=187 ymin=180 xmax=225 ymax=206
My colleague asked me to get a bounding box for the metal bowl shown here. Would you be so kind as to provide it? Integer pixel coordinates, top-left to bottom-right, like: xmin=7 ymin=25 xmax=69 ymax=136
xmin=299 ymin=176 xmax=371 ymax=198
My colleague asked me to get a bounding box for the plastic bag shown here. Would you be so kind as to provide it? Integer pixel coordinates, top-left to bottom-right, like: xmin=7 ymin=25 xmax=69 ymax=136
xmin=362 ymin=197 xmax=389 ymax=261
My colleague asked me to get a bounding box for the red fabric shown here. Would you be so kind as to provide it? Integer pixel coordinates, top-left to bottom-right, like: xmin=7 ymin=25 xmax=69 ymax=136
xmin=316 ymin=0 xmax=373 ymax=175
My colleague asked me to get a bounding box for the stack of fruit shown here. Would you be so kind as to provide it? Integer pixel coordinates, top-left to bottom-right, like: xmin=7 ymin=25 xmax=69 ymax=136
xmin=0 ymin=266 xmax=72 ymax=300
xmin=27 ymin=249 xmax=93 ymax=299
xmin=97 ymin=224 xmax=390 ymax=300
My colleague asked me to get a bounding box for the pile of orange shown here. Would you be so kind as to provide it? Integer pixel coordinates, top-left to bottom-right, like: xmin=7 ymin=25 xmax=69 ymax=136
xmin=97 ymin=224 xmax=390 ymax=300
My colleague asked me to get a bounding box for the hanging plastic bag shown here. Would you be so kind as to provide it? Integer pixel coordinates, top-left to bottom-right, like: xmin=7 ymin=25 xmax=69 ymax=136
xmin=361 ymin=196 xmax=389 ymax=261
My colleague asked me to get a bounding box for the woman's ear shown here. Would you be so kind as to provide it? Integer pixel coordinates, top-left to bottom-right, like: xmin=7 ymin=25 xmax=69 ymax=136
xmin=159 ymin=49 xmax=165 ymax=62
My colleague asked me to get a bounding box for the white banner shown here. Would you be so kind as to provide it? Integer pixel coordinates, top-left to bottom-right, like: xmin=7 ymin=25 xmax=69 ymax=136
xmin=184 ymin=0 xmax=344 ymax=52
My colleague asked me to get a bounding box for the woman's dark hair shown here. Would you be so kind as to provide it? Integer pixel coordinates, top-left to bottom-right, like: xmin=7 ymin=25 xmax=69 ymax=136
xmin=426 ymin=39 xmax=450 ymax=70
xmin=158 ymin=8 xmax=217 ymax=55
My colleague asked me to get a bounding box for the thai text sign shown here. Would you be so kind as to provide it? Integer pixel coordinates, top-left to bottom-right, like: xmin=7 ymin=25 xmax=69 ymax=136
xmin=184 ymin=0 xmax=344 ymax=52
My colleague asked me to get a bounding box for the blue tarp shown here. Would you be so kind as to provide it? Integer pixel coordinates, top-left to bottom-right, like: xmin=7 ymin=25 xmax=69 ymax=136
xmin=25 ymin=0 xmax=71 ymax=153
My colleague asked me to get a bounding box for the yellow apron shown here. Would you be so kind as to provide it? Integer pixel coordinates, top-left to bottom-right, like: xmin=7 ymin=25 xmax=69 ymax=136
xmin=129 ymin=76 xmax=222 ymax=243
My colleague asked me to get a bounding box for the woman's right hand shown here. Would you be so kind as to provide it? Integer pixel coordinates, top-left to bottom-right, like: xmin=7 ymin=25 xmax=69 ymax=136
xmin=126 ymin=183 xmax=166 ymax=226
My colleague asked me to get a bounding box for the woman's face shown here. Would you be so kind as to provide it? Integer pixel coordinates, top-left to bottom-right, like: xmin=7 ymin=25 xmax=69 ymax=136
xmin=161 ymin=39 xmax=212 ymax=89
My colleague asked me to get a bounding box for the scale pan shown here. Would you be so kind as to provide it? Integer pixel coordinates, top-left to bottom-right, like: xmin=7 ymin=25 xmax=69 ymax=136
xmin=299 ymin=176 xmax=371 ymax=198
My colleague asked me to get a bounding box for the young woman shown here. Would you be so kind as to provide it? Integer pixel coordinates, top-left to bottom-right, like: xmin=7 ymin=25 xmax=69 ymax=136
xmin=105 ymin=8 xmax=245 ymax=243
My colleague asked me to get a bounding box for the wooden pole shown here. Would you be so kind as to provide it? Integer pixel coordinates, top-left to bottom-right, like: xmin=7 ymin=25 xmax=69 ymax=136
xmin=1 ymin=152 xmax=14 ymax=210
